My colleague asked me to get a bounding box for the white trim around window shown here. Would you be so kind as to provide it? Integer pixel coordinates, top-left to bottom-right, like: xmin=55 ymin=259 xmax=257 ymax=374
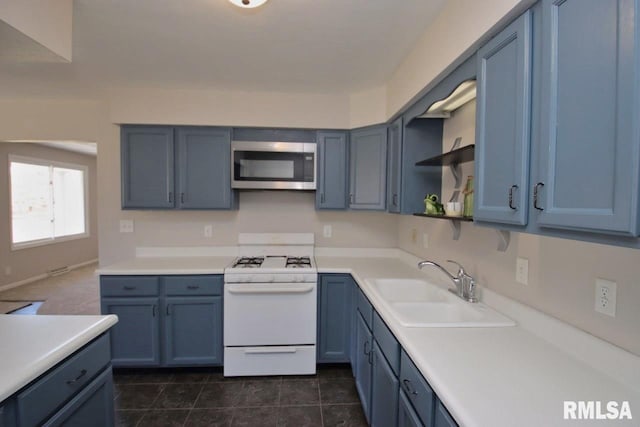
xmin=8 ymin=154 xmax=91 ymax=251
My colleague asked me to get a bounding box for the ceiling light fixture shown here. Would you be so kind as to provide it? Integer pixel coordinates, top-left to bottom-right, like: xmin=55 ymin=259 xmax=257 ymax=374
xmin=228 ymin=0 xmax=269 ymax=8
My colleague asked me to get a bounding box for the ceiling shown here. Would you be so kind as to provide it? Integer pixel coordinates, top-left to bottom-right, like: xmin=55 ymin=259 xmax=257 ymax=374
xmin=0 ymin=0 xmax=447 ymax=98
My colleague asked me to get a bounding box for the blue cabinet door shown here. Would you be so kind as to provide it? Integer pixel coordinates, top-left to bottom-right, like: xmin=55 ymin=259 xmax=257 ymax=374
xmin=535 ymin=0 xmax=640 ymax=236
xmin=316 ymin=131 xmax=349 ymax=210
xmin=163 ymin=296 xmax=223 ymax=366
xmin=121 ymin=126 xmax=175 ymax=209
xmin=42 ymin=367 xmax=114 ymax=427
xmin=355 ymin=312 xmax=373 ymax=423
xmin=434 ymin=400 xmax=458 ymax=427
xmin=349 ymin=125 xmax=388 ymax=210
xmin=101 ymin=297 xmax=160 ymax=367
xmin=176 ymin=127 xmax=235 ymax=209
xmin=387 ymin=118 xmax=403 ymax=213
xmin=475 ymin=11 xmax=532 ymax=226
xmin=371 ymin=341 xmax=399 ymax=427
xmin=317 ymin=275 xmax=353 ymax=363
xmin=398 ymin=390 xmax=424 ymax=427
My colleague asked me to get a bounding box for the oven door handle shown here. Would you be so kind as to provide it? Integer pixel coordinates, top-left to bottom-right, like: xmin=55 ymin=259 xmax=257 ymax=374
xmin=226 ymin=284 xmax=314 ymax=294
xmin=244 ymin=347 xmax=299 ymax=354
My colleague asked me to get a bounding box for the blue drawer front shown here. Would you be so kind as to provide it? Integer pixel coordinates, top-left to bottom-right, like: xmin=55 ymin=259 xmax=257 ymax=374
xmin=373 ymin=312 xmax=400 ymax=376
xmin=100 ymin=276 xmax=159 ymax=297
xmin=17 ymin=334 xmax=111 ymax=427
xmin=356 ymin=288 xmax=373 ymax=329
xmin=163 ymin=275 xmax=223 ymax=296
xmin=400 ymin=350 xmax=435 ymax=427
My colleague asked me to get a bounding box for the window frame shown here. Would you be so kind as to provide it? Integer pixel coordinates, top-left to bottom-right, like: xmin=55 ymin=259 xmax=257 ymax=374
xmin=8 ymin=154 xmax=90 ymax=251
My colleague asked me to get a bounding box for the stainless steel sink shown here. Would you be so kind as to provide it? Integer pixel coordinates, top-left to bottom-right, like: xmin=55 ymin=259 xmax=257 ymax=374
xmin=368 ymin=278 xmax=515 ymax=328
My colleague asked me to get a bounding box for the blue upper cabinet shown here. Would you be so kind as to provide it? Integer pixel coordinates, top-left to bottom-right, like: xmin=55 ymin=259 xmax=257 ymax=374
xmin=316 ymin=131 xmax=349 ymax=210
xmin=387 ymin=118 xmax=403 ymax=213
xmin=176 ymin=127 xmax=234 ymax=209
xmin=122 ymin=125 xmax=235 ymax=210
xmin=350 ymin=125 xmax=388 ymax=210
xmin=121 ymin=126 xmax=175 ymax=209
xmin=475 ymin=11 xmax=532 ymax=226
xmin=535 ymin=0 xmax=640 ymax=236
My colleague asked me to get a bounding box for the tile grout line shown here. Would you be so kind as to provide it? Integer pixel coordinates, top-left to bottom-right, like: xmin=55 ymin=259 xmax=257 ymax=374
xmin=182 ymin=382 xmax=205 ymax=427
xmin=318 ymin=375 xmax=324 ymax=427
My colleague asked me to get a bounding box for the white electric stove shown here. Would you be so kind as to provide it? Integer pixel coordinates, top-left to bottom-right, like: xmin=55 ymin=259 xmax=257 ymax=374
xmin=223 ymin=233 xmax=317 ymax=377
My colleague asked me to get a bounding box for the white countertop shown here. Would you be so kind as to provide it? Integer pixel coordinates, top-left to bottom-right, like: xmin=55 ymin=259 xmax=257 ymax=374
xmin=96 ymin=249 xmax=640 ymax=426
xmin=0 ymin=314 xmax=118 ymax=402
xmin=96 ymin=256 xmax=235 ymax=275
xmin=315 ymin=255 xmax=640 ymax=427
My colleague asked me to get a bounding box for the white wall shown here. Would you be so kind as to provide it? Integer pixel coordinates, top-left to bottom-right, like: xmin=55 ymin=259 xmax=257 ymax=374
xmin=349 ymin=86 xmax=387 ymax=128
xmin=396 ymin=101 xmax=640 ymax=356
xmin=0 ymin=0 xmax=73 ymax=61
xmin=386 ymin=0 xmax=525 ymax=117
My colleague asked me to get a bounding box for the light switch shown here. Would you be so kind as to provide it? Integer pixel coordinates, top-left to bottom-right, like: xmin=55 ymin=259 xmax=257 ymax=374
xmin=323 ymin=225 xmax=332 ymax=238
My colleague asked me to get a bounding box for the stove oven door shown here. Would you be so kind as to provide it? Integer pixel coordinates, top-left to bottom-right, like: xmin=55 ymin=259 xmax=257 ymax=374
xmin=223 ymin=282 xmax=317 ymax=346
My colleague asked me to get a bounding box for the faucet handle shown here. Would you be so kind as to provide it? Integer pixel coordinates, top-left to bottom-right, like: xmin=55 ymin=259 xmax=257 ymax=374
xmin=446 ymin=260 xmax=466 ymax=277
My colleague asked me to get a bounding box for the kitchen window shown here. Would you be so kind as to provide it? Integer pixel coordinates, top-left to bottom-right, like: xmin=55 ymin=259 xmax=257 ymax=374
xmin=9 ymin=155 xmax=89 ymax=250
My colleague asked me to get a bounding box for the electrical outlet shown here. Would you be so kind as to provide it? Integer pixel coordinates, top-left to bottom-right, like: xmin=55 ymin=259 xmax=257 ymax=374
xmin=323 ymin=225 xmax=332 ymax=238
xmin=595 ymin=278 xmax=617 ymax=317
xmin=422 ymin=233 xmax=429 ymax=249
xmin=411 ymin=229 xmax=417 ymax=244
xmin=4 ymin=266 xmax=11 ymax=276
xmin=204 ymin=225 xmax=213 ymax=238
xmin=516 ymin=257 xmax=529 ymax=285
xmin=119 ymin=220 xmax=134 ymax=233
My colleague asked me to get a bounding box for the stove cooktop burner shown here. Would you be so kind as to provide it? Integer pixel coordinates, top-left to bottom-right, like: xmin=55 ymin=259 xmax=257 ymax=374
xmin=286 ymin=257 xmax=312 ymax=268
xmin=232 ymin=257 xmax=265 ymax=268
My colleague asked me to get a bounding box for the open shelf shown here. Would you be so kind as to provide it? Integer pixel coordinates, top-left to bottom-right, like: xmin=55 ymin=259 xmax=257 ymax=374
xmin=415 ymin=145 xmax=475 ymax=166
xmin=413 ymin=213 xmax=473 ymax=222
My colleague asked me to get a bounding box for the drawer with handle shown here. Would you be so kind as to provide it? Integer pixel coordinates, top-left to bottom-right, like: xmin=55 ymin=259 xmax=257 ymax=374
xmin=100 ymin=276 xmax=159 ymax=297
xmin=16 ymin=334 xmax=111 ymax=427
xmin=163 ymin=275 xmax=223 ymax=296
xmin=400 ymin=349 xmax=435 ymax=427
xmin=356 ymin=287 xmax=373 ymax=329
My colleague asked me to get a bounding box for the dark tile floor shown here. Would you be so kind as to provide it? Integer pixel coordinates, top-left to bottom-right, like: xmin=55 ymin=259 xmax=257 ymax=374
xmin=113 ymin=365 xmax=368 ymax=427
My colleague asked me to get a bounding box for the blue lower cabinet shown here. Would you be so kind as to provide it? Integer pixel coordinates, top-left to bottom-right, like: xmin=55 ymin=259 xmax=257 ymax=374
xmin=163 ymin=296 xmax=223 ymax=366
xmin=355 ymin=312 xmax=373 ymax=423
xmin=317 ymin=274 xmax=353 ymax=363
xmin=371 ymin=341 xmax=399 ymax=427
xmin=434 ymin=400 xmax=458 ymax=427
xmin=398 ymin=389 xmax=424 ymax=427
xmin=42 ymin=367 xmax=114 ymax=427
xmin=100 ymin=275 xmax=224 ymax=368
xmin=101 ymin=297 xmax=161 ymax=367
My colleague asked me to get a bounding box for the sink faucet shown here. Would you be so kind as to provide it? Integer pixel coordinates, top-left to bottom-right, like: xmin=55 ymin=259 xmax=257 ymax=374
xmin=418 ymin=260 xmax=478 ymax=303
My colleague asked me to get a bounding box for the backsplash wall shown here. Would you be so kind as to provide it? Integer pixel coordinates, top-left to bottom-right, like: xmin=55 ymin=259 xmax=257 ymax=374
xmin=397 ymin=101 xmax=640 ymax=356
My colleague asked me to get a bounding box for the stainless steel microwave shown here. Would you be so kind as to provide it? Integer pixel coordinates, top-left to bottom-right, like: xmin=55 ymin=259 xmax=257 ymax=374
xmin=231 ymin=141 xmax=316 ymax=190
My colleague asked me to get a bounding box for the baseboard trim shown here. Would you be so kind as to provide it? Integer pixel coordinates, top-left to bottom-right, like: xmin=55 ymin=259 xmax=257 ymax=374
xmin=0 ymin=258 xmax=98 ymax=293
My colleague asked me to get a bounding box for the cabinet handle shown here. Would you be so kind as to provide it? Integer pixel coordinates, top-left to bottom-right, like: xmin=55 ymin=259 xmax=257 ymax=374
xmin=369 ymin=346 xmax=374 ymax=365
xmin=180 ymin=192 xmax=185 ymax=204
xmin=393 ymin=194 xmax=398 ymax=206
xmin=152 ymin=304 xmax=157 ymax=317
xmin=363 ymin=340 xmax=370 ymax=356
xmin=66 ymin=369 xmax=87 ymax=385
xmin=403 ymin=379 xmax=418 ymax=396
xmin=123 ymin=285 xmax=136 ymax=291
xmin=350 ymin=194 xmax=354 ymax=204
xmin=320 ymin=193 xmax=325 ymax=203
xmin=508 ymin=185 xmax=518 ymax=210
xmin=187 ymin=285 xmax=200 ymax=290
xmin=533 ymin=182 xmax=545 ymax=211
xmin=168 ymin=192 xmax=173 ymax=203
xmin=166 ymin=304 xmax=171 ymax=316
